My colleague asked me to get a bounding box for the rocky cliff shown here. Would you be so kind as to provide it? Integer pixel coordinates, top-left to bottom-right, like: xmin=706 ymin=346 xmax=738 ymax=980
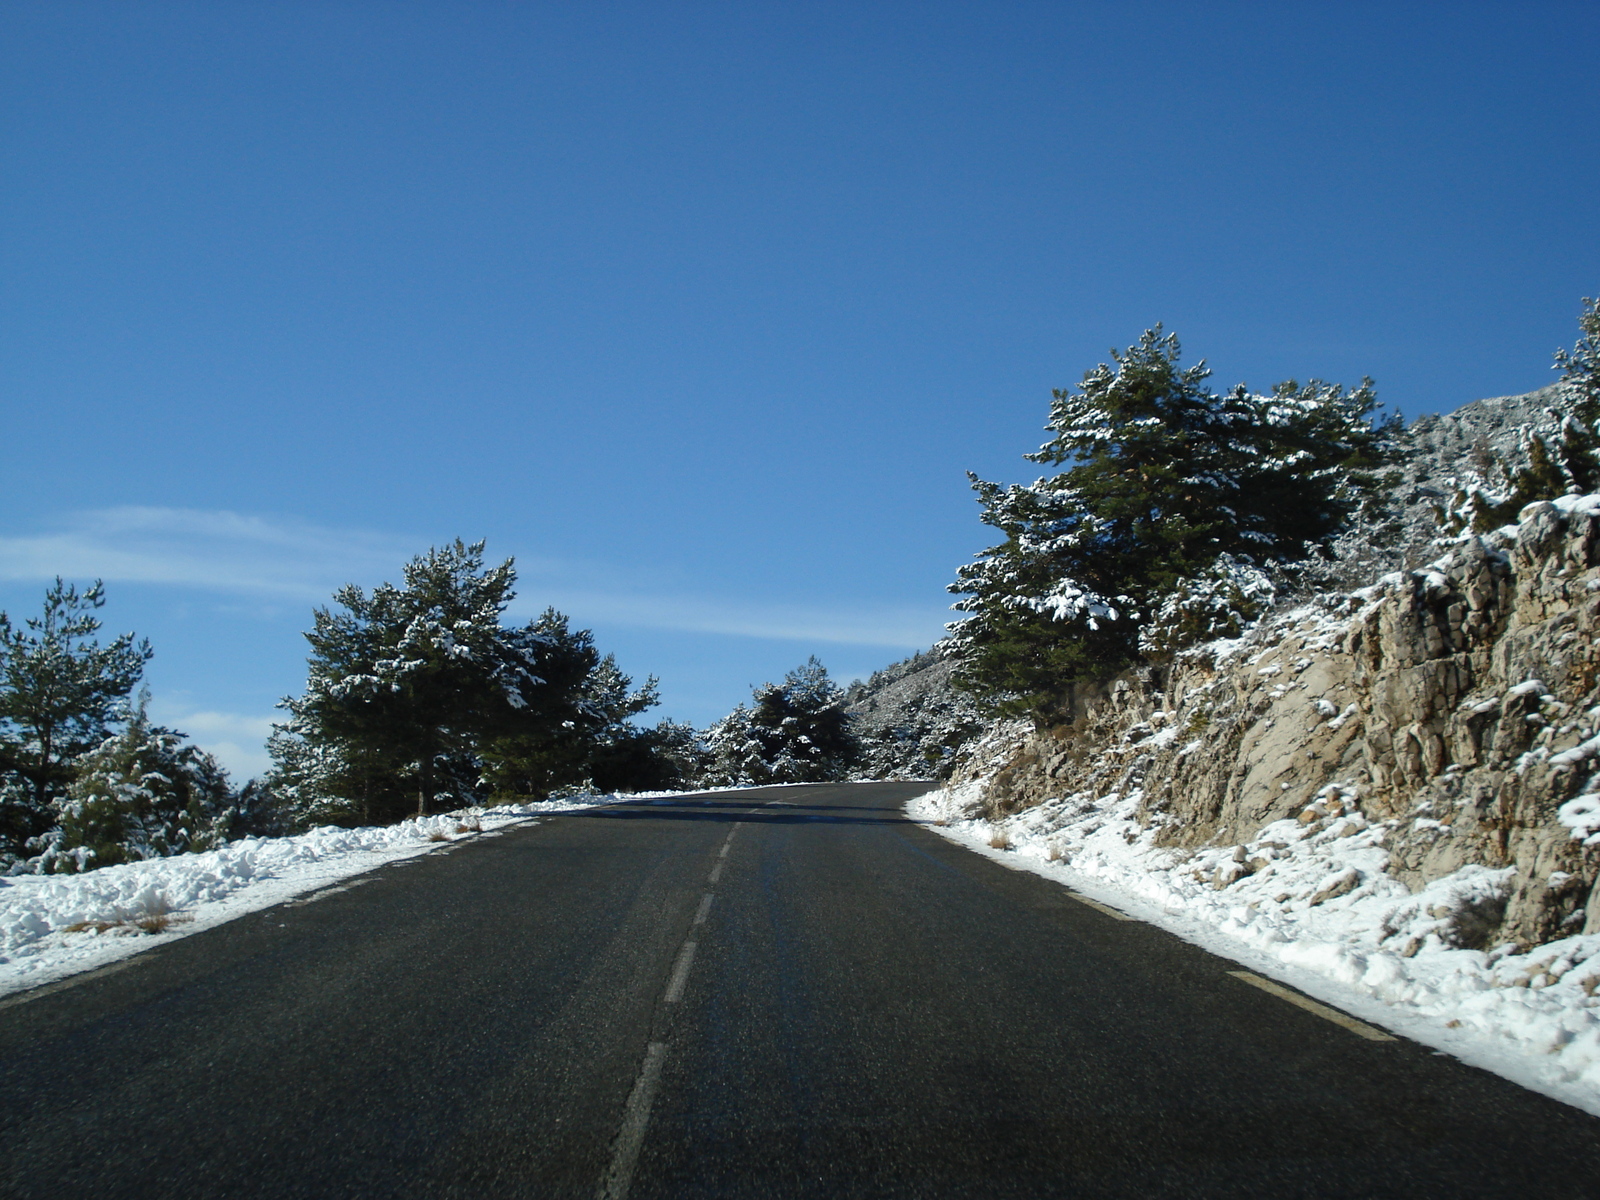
xmin=940 ymin=388 xmax=1600 ymax=953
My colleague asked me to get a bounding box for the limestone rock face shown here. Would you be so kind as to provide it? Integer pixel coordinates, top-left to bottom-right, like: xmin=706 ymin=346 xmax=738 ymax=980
xmin=943 ymin=495 xmax=1600 ymax=949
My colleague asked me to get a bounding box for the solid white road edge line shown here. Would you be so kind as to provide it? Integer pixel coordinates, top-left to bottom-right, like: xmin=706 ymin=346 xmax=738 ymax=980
xmin=664 ymin=941 xmax=698 ymax=1004
xmin=596 ymin=1040 xmax=668 ymax=1200
xmin=1066 ymin=891 xmax=1136 ymax=922
xmin=285 ymin=878 xmax=375 ymax=907
xmin=1228 ymin=970 xmax=1397 ymax=1041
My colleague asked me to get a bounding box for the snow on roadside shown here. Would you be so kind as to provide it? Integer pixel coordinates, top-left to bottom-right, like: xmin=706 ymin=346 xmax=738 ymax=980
xmin=0 ymin=795 xmax=640 ymax=999
xmin=909 ymin=782 xmax=1600 ymax=1118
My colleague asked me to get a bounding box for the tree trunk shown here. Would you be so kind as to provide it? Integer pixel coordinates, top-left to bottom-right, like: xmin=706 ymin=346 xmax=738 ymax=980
xmin=417 ymin=751 xmax=432 ymax=819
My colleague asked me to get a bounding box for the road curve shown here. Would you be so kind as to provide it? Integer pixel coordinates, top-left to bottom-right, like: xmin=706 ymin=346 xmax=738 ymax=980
xmin=3 ymin=782 xmax=1598 ymax=1198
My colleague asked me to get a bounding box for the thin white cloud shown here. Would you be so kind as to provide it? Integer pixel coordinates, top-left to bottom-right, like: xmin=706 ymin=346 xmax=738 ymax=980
xmin=0 ymin=507 xmax=943 ymax=649
xmin=146 ymin=704 xmax=277 ymax=782
xmin=509 ymin=590 xmax=938 ymax=648
xmin=0 ymin=507 xmax=410 ymax=601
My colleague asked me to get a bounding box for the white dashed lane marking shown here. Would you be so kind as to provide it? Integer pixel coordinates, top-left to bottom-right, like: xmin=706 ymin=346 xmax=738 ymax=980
xmin=597 ymin=1041 xmax=668 ymax=1200
xmin=663 ymin=942 xmax=697 ymax=1004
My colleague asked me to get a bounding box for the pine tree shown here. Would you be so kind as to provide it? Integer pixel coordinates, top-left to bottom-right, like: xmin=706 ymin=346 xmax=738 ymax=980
xmin=949 ymin=328 xmax=1400 ymax=718
xmin=705 ymin=658 xmax=860 ymax=785
xmin=704 ymin=704 xmax=769 ymax=786
xmin=1554 ymin=296 xmax=1600 ymax=418
xmin=476 ymin=621 xmax=657 ymax=802
xmin=38 ymin=695 xmax=232 ymax=873
xmin=0 ymin=579 xmax=151 ymax=860
xmin=589 ymin=719 xmax=709 ymax=793
xmin=274 ymin=541 xmax=658 ymax=820
xmin=1443 ymin=298 xmax=1600 ymax=533
xmin=282 ymin=541 xmax=537 ymax=819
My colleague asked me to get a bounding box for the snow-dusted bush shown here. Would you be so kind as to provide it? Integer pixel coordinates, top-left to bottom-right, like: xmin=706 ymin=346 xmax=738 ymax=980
xmin=33 ymin=701 xmax=233 ymax=873
xmin=1436 ymin=300 xmax=1600 ymax=535
xmin=845 ymin=650 xmax=990 ymax=780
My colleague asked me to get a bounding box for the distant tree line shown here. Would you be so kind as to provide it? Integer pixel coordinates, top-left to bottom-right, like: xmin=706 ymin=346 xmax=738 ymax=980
xmin=0 ymin=539 xmax=871 ymax=876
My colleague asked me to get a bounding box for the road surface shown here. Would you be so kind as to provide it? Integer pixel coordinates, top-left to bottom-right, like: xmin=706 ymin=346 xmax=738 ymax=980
xmin=4 ymin=782 xmax=1599 ymax=1197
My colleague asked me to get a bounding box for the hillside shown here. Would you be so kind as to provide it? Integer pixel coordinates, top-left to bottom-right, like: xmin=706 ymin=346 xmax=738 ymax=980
xmin=843 ymin=650 xmax=987 ymax=780
xmin=899 ymin=383 xmax=1600 ymax=1110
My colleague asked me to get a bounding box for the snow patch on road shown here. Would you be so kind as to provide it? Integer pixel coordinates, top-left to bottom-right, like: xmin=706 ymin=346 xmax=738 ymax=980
xmin=910 ymin=783 xmax=1600 ymax=1118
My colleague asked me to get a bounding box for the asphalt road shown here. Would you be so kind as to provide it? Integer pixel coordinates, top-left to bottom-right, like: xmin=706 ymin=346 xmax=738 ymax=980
xmin=3 ymin=782 xmax=1599 ymax=1198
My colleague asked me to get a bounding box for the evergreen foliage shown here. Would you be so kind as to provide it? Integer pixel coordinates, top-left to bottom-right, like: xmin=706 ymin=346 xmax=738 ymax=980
xmin=35 ymin=694 xmax=233 ymax=873
xmin=587 ymin=719 xmax=709 ymax=794
xmin=704 ymin=657 xmax=860 ymax=784
xmin=843 ymin=649 xmax=988 ymax=780
xmin=1443 ymin=298 xmax=1600 ymax=533
xmin=949 ymin=327 xmax=1401 ymax=718
xmin=1555 ymin=296 xmax=1600 ymax=415
xmin=271 ymin=540 xmax=661 ymax=822
xmin=1136 ymin=554 xmax=1279 ymax=658
xmin=0 ymin=579 xmax=151 ymax=860
xmin=704 ymin=704 xmax=768 ymax=786
xmin=477 ymin=625 xmax=658 ymax=803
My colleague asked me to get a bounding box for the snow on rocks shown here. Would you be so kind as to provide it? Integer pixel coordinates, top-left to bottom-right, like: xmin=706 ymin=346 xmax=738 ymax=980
xmin=0 ymin=794 xmax=632 ymax=999
xmin=909 ymin=782 xmax=1600 ymax=1116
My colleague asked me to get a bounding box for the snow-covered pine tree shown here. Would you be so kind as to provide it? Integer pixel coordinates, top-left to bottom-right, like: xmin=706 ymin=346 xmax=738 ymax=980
xmin=949 ymin=327 xmax=1401 ymax=718
xmin=263 ymin=717 xmax=394 ymax=828
xmin=476 ymin=625 xmax=658 ymax=802
xmin=276 ymin=542 xmax=660 ymax=820
xmin=749 ymin=657 xmax=859 ymax=782
xmin=0 ymin=579 xmax=151 ymax=863
xmin=281 ymin=540 xmax=544 ymax=820
xmin=704 ymin=657 xmax=860 ymax=785
xmin=37 ymin=695 xmax=232 ymax=872
xmin=1555 ymin=295 xmax=1600 ymax=416
xmin=703 ymin=704 xmax=769 ymax=786
xmin=1444 ymin=297 xmax=1600 ymax=532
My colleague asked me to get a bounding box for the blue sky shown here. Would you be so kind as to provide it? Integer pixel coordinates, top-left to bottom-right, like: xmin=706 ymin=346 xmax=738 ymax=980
xmin=2 ymin=1 xmax=1597 ymax=778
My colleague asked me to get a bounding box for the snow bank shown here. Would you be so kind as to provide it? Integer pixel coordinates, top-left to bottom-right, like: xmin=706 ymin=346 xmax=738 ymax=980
xmin=0 ymin=795 xmax=638 ymax=999
xmin=910 ymin=784 xmax=1600 ymax=1117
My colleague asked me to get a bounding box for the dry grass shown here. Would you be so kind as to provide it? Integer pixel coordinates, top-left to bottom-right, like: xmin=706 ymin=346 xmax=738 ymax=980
xmin=64 ymin=896 xmax=193 ymax=936
xmin=426 ymin=830 xmax=452 ymax=842
xmin=130 ymin=906 xmax=191 ymax=934
xmin=454 ymin=815 xmax=482 ymax=834
xmin=62 ymin=918 xmax=121 ymax=934
xmin=1046 ymin=843 xmax=1064 ymax=862
xmin=988 ymin=830 xmax=1012 ymax=851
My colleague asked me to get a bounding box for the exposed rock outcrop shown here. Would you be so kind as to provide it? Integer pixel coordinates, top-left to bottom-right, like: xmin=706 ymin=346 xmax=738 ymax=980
xmin=943 ymin=492 xmax=1600 ymax=950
